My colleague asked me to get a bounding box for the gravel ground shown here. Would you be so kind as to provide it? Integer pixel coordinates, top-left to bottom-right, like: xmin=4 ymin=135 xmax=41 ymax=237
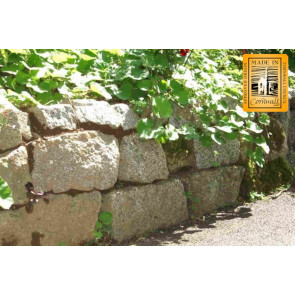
xmin=132 ymin=191 xmax=295 ymax=246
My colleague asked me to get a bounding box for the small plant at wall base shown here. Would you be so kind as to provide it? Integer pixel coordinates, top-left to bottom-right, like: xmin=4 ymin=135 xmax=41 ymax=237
xmin=93 ymin=211 xmax=113 ymax=244
xmin=185 ymin=191 xmax=200 ymax=218
xmin=0 ymin=177 xmax=13 ymax=209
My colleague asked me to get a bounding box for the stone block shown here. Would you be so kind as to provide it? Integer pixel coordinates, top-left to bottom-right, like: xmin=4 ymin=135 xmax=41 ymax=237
xmin=32 ymin=131 xmax=119 ymax=193
xmin=0 ymin=146 xmax=32 ymax=203
xmin=102 ymin=179 xmax=188 ymax=242
xmin=118 ymin=133 xmax=169 ymax=183
xmin=178 ymin=166 xmax=245 ymax=217
xmin=0 ymin=191 xmax=101 ymax=246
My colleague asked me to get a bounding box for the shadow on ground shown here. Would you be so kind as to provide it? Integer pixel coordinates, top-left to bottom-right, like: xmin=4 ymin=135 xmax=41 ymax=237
xmin=129 ymin=206 xmax=252 ymax=246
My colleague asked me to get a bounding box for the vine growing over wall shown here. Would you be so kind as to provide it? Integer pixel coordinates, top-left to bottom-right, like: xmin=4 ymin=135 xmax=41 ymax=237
xmin=1 ymin=49 xmax=293 ymax=207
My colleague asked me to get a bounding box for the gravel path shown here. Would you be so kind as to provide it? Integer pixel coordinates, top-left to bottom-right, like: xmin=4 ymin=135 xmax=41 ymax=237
xmin=133 ymin=191 xmax=295 ymax=246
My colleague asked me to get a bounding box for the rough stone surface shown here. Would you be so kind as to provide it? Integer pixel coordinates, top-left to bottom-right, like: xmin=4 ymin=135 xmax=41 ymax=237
xmin=118 ymin=133 xmax=169 ymax=183
xmin=32 ymin=131 xmax=119 ymax=193
xmin=0 ymin=146 xmax=32 ymax=203
xmin=0 ymin=191 xmax=101 ymax=246
xmin=102 ymin=179 xmax=188 ymax=242
xmin=169 ymin=102 xmax=202 ymax=129
xmin=288 ymin=111 xmax=295 ymax=151
xmin=74 ymin=100 xmax=139 ymax=131
xmin=0 ymin=109 xmax=22 ymax=152
xmin=0 ymin=96 xmax=32 ymax=152
xmin=29 ymin=104 xmax=77 ymax=132
xmin=192 ymin=139 xmax=240 ymax=169
xmin=177 ymin=166 xmax=245 ymax=217
xmin=17 ymin=111 xmax=32 ymax=141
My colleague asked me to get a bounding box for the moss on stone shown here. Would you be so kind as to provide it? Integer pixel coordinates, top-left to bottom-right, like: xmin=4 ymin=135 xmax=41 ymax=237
xmin=163 ymin=136 xmax=193 ymax=173
xmin=260 ymin=156 xmax=293 ymax=192
xmin=264 ymin=117 xmax=286 ymax=155
xmin=240 ymin=156 xmax=293 ymax=198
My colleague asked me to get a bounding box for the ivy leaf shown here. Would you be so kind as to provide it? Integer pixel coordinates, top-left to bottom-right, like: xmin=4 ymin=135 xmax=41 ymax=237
xmin=200 ymin=114 xmax=211 ymax=126
xmin=116 ymin=82 xmax=133 ymax=100
xmin=234 ymin=106 xmax=248 ymax=118
xmin=246 ymin=121 xmax=263 ymax=133
xmin=137 ymin=80 xmax=152 ymax=91
xmin=216 ymin=125 xmax=233 ymax=133
xmin=255 ymin=136 xmax=270 ymax=154
xmin=225 ymin=132 xmax=238 ymax=140
xmin=165 ymin=124 xmax=179 ymax=141
xmin=155 ymin=54 xmax=169 ymax=68
xmin=258 ymin=113 xmax=270 ymax=125
xmin=137 ymin=118 xmax=154 ymax=139
xmin=173 ymin=89 xmax=189 ymax=106
xmin=98 ymin=212 xmax=113 ymax=225
xmin=201 ymin=134 xmax=212 ymax=147
xmin=178 ymin=124 xmax=200 ymax=140
xmin=15 ymin=71 xmax=31 ymax=84
xmin=157 ymin=80 xmax=169 ymax=93
xmin=230 ymin=115 xmax=244 ymax=127
xmin=51 ymin=52 xmax=76 ymax=63
xmin=211 ymin=132 xmax=225 ymax=145
xmin=90 ymin=82 xmax=112 ymax=100
xmin=152 ymin=96 xmax=173 ymax=118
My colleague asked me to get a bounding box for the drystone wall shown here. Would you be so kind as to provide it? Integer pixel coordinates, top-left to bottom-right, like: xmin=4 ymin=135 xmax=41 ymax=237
xmin=0 ymin=91 xmax=293 ymax=245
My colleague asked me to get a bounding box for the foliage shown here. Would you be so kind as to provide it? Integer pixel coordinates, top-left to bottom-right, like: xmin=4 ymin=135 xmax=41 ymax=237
xmin=185 ymin=191 xmax=200 ymax=218
xmin=1 ymin=49 xmax=294 ymax=170
xmin=249 ymin=191 xmax=265 ymax=202
xmin=93 ymin=211 xmax=113 ymax=242
xmin=0 ymin=177 xmax=13 ymax=209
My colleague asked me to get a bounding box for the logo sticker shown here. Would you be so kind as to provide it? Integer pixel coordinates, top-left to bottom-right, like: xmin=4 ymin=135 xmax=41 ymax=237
xmin=243 ymin=54 xmax=288 ymax=112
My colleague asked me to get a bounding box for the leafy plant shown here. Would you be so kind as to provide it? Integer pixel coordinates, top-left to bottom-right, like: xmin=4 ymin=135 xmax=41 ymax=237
xmin=1 ymin=49 xmax=292 ymax=170
xmin=249 ymin=191 xmax=265 ymax=202
xmin=185 ymin=191 xmax=200 ymax=218
xmin=93 ymin=211 xmax=113 ymax=242
xmin=0 ymin=177 xmax=13 ymax=209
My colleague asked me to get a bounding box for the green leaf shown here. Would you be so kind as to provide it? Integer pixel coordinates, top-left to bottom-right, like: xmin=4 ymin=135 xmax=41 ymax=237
xmin=157 ymin=80 xmax=169 ymax=93
xmin=0 ymin=177 xmax=13 ymax=209
xmin=225 ymin=132 xmax=238 ymax=140
xmin=51 ymin=52 xmax=76 ymax=63
xmin=258 ymin=113 xmax=270 ymax=125
xmin=173 ymin=89 xmax=189 ymax=106
xmin=165 ymin=124 xmax=179 ymax=141
xmin=234 ymin=106 xmax=248 ymax=118
xmin=137 ymin=118 xmax=154 ymax=139
xmin=152 ymin=96 xmax=173 ymax=118
xmin=200 ymin=114 xmax=211 ymax=126
xmin=116 ymin=81 xmax=133 ymax=100
xmin=246 ymin=121 xmax=263 ymax=133
xmin=90 ymin=82 xmax=112 ymax=100
xmin=155 ymin=54 xmax=169 ymax=68
xmin=95 ymin=221 xmax=103 ymax=230
xmin=211 ymin=132 xmax=225 ymax=145
xmin=201 ymin=134 xmax=212 ymax=147
xmin=216 ymin=125 xmax=233 ymax=133
xmin=93 ymin=231 xmax=104 ymax=240
xmin=137 ymin=80 xmax=152 ymax=91
xmin=7 ymin=49 xmax=27 ymax=54
xmin=98 ymin=212 xmax=113 ymax=225
xmin=15 ymin=71 xmax=30 ymax=84
xmin=130 ymin=67 xmax=148 ymax=80
xmin=170 ymin=80 xmax=182 ymax=91
xmin=255 ymin=136 xmax=270 ymax=154
xmin=229 ymin=115 xmax=244 ymax=127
